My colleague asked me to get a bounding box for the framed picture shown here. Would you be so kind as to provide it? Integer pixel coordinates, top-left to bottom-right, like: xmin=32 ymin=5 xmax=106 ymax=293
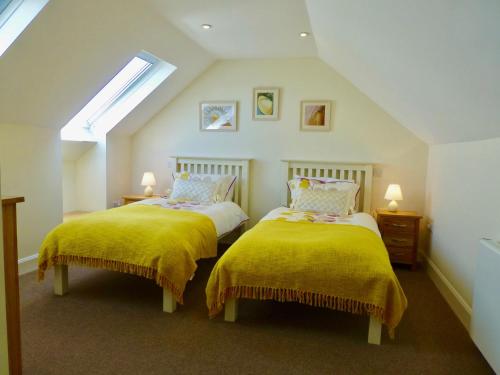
xmin=300 ymin=100 xmax=332 ymax=131
xmin=200 ymin=101 xmax=238 ymax=131
xmin=253 ymin=87 xmax=280 ymax=121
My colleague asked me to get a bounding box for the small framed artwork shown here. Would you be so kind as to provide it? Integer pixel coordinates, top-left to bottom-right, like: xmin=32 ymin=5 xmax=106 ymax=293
xmin=300 ymin=100 xmax=332 ymax=131
xmin=200 ymin=101 xmax=238 ymax=131
xmin=253 ymin=87 xmax=280 ymax=121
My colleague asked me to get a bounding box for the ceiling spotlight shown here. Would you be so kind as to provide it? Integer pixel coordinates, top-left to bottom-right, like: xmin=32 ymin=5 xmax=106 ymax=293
xmin=201 ymin=24 xmax=212 ymax=30
xmin=299 ymin=32 xmax=309 ymax=37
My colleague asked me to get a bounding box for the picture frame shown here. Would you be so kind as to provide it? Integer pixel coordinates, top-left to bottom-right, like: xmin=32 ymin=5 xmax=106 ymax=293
xmin=200 ymin=101 xmax=238 ymax=132
xmin=300 ymin=100 xmax=332 ymax=131
xmin=253 ymin=87 xmax=280 ymax=121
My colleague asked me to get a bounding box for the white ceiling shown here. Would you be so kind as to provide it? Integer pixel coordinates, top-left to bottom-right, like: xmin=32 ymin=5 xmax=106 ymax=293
xmin=1 ymin=0 xmax=498 ymax=145
xmin=151 ymin=0 xmax=317 ymax=58
xmin=0 ymin=0 xmax=214 ymax=135
xmin=306 ymin=0 xmax=500 ymax=144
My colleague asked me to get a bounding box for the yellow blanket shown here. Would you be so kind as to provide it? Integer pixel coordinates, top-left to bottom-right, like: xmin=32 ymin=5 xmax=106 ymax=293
xmin=39 ymin=205 xmax=217 ymax=303
xmin=206 ymin=220 xmax=407 ymax=334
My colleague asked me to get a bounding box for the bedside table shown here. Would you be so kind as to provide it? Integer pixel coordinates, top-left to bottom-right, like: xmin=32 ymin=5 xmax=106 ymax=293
xmin=122 ymin=194 xmax=161 ymax=205
xmin=374 ymin=209 xmax=422 ymax=270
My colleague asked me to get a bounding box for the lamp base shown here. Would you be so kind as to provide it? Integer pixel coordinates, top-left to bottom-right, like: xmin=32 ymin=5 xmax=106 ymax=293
xmin=144 ymin=185 xmax=153 ymax=197
xmin=387 ymin=200 xmax=398 ymax=212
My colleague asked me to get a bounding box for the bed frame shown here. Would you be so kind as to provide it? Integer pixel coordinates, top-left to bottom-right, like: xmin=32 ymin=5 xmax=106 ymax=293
xmin=54 ymin=157 xmax=251 ymax=314
xmin=280 ymin=159 xmax=373 ymax=213
xmin=168 ymin=156 xmax=251 ymax=214
xmin=225 ymin=160 xmax=382 ymax=345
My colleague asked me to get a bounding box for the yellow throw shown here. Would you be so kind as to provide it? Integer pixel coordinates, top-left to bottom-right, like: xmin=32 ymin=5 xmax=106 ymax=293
xmin=39 ymin=205 xmax=217 ymax=303
xmin=206 ymin=220 xmax=407 ymax=335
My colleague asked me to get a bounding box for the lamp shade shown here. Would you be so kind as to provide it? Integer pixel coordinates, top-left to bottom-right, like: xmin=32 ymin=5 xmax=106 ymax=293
xmin=141 ymin=172 xmax=156 ymax=186
xmin=384 ymin=184 xmax=403 ymax=201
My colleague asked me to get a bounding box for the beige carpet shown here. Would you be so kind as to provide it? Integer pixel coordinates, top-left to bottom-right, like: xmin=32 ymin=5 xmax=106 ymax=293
xmin=20 ymin=254 xmax=493 ymax=374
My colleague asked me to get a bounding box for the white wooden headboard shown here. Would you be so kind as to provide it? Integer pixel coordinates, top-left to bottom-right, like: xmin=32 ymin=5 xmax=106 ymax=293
xmin=168 ymin=157 xmax=251 ymax=213
xmin=280 ymin=160 xmax=373 ymax=213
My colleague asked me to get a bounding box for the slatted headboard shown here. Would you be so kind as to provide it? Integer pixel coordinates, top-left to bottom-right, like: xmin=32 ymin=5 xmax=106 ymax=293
xmin=280 ymin=160 xmax=373 ymax=213
xmin=168 ymin=157 xmax=251 ymax=213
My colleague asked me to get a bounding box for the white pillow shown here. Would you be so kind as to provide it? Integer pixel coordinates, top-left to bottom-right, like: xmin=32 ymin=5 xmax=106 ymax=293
xmin=224 ymin=176 xmax=237 ymax=202
xmin=170 ymin=179 xmax=218 ymax=203
xmin=288 ymin=177 xmax=359 ymax=213
xmin=172 ymin=172 xmax=236 ymax=202
xmin=293 ymin=189 xmax=352 ymax=216
xmin=311 ymin=181 xmax=359 ymax=213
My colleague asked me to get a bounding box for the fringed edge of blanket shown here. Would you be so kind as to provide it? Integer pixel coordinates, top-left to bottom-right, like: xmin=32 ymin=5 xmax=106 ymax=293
xmin=209 ymin=285 xmax=396 ymax=339
xmin=38 ymin=255 xmax=185 ymax=304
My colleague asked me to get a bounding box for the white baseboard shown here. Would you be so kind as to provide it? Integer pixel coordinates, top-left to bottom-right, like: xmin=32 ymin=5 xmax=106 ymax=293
xmin=18 ymin=254 xmax=38 ymax=275
xmin=420 ymin=252 xmax=472 ymax=331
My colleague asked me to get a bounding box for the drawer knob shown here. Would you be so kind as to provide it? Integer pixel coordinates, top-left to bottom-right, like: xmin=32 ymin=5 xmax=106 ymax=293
xmin=391 ymin=223 xmax=407 ymax=228
xmin=391 ymin=238 xmax=407 ymax=243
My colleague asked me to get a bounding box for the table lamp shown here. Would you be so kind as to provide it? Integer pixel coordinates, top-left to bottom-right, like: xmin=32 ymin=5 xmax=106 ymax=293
xmin=384 ymin=184 xmax=403 ymax=212
xmin=141 ymin=172 xmax=156 ymax=197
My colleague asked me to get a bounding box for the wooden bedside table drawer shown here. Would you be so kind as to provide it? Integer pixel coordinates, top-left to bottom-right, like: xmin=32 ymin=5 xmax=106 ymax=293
xmin=387 ymin=246 xmax=413 ymax=264
xmin=375 ymin=209 xmax=422 ymax=270
xmin=381 ymin=218 xmax=416 ymax=234
xmin=382 ymin=234 xmax=415 ymax=247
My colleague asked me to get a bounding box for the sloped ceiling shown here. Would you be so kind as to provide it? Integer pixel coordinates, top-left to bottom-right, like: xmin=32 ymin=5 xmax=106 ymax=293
xmin=0 ymin=0 xmax=215 ymax=135
xmin=306 ymin=0 xmax=500 ymax=144
xmin=1 ymin=0 xmax=498 ymax=144
xmin=151 ymin=0 xmax=317 ymax=58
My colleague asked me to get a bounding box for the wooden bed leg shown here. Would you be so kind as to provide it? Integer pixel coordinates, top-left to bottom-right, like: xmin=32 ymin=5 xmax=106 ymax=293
xmin=163 ymin=288 xmax=177 ymax=313
xmin=224 ymin=298 xmax=238 ymax=322
xmin=368 ymin=315 xmax=382 ymax=345
xmin=54 ymin=264 xmax=68 ymax=296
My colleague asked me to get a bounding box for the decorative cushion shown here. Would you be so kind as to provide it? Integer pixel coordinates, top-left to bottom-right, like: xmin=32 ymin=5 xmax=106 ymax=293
xmin=293 ymin=188 xmax=352 ymax=216
xmin=288 ymin=177 xmax=359 ymax=213
xmin=170 ymin=179 xmax=218 ymax=203
xmin=173 ymin=172 xmax=237 ymax=202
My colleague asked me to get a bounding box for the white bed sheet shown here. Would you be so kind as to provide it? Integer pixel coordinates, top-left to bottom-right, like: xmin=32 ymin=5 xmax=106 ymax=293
xmin=132 ymin=198 xmax=249 ymax=238
xmin=261 ymin=207 xmax=381 ymax=237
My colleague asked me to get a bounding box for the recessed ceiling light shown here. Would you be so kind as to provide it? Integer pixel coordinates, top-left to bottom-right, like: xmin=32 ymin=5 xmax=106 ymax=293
xmin=201 ymin=24 xmax=212 ymax=30
xmin=299 ymin=32 xmax=309 ymax=37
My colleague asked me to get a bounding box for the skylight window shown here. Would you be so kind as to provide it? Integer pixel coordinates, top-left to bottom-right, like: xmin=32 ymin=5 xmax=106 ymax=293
xmin=61 ymin=51 xmax=176 ymax=141
xmin=0 ymin=0 xmax=49 ymax=57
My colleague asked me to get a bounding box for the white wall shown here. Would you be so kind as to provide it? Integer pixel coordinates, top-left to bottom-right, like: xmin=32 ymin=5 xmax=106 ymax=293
xmin=0 ymin=124 xmax=62 ymax=259
xmin=62 ymin=134 xmax=131 ymax=213
xmin=426 ymin=137 xmax=500 ymax=309
xmin=62 ymin=161 xmax=76 ymax=213
xmin=75 ymin=139 xmax=107 ymax=212
xmin=132 ymin=59 xmax=428 ymax=224
xmin=106 ymin=133 xmax=132 ymax=208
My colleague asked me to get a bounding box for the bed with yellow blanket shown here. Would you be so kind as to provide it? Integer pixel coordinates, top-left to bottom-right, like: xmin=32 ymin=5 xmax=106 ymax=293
xmin=206 ymin=209 xmax=407 ymax=344
xmin=39 ymin=204 xmax=217 ymax=311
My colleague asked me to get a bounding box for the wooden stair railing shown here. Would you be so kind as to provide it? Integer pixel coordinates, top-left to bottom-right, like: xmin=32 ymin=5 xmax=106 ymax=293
xmin=2 ymin=196 xmax=25 ymax=375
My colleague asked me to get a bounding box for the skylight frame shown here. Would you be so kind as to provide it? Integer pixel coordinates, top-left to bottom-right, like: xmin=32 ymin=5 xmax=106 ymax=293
xmin=61 ymin=51 xmax=177 ymax=141
xmin=0 ymin=0 xmax=23 ymax=28
xmin=83 ymin=54 xmax=155 ymax=130
xmin=0 ymin=0 xmax=49 ymax=57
